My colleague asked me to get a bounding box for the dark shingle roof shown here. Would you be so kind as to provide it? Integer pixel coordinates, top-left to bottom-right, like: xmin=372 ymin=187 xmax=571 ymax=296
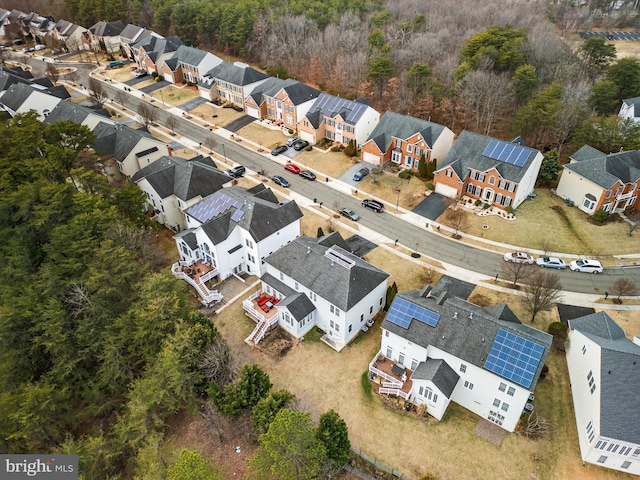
xmin=622 ymin=96 xmax=640 ymax=118
xmin=438 ymin=130 xmax=540 ymax=183
xmin=131 ymin=155 xmax=230 ymax=201
xmin=564 ymin=149 xmax=640 ymax=189
xmin=42 ymin=101 xmax=111 ymax=125
xmin=173 ymin=45 xmax=217 ymax=67
xmin=89 ymin=20 xmax=125 ymax=37
xmin=119 ymin=24 xmax=144 ymax=42
xmin=569 ymin=313 xmax=640 ymax=444
xmin=570 ymin=145 xmax=605 ymax=162
xmin=304 ymin=93 xmax=375 ymax=125
xmin=0 ymin=82 xmax=36 ymax=112
xmin=278 ymin=292 xmax=316 ymax=322
xmin=366 ymin=111 xmax=448 ymax=153
xmin=264 ymin=234 xmax=389 ymax=311
xmin=133 ymin=35 xmax=183 ymax=56
xmin=383 ymin=291 xmax=552 ymax=392
xmin=411 ymin=358 xmax=459 ymax=398
xmin=201 ymin=62 xmax=268 ymax=88
xmin=428 ymin=275 xmax=475 ymax=301
xmin=257 ymin=78 xmax=320 ymax=106
xmin=174 ymin=230 xmax=198 ymax=250
xmin=92 ymin=122 xmax=160 ymax=161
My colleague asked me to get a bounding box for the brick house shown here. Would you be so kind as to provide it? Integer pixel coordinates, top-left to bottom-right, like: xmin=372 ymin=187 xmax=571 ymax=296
xmin=197 ymin=61 xmax=269 ymax=107
xmin=131 ymin=35 xmax=183 ymax=76
xmin=159 ymin=45 xmax=222 ymax=85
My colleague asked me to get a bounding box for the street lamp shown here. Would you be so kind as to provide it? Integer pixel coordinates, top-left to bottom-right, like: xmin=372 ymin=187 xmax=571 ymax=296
xmin=395 ymin=188 xmax=401 ymax=212
xmin=159 ymin=88 xmax=165 ymax=106
xmin=222 ymin=143 xmax=227 ymax=163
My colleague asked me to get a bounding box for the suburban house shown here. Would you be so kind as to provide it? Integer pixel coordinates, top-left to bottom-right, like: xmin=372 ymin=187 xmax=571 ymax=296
xmin=42 ymin=101 xmax=115 ymax=130
xmin=0 ymin=82 xmax=69 ymax=119
xmin=297 ymin=93 xmax=380 ymax=147
xmin=51 ymin=19 xmax=86 ymax=52
xmin=433 ymin=131 xmax=543 ymax=210
xmin=555 ymin=146 xmax=640 ymax=215
xmin=131 ymin=35 xmax=183 ymax=75
xmin=92 ymin=122 xmax=170 ymax=179
xmin=197 ymin=61 xmax=269 ymax=107
xmin=118 ymin=23 xmax=152 ymax=47
xmin=25 ymin=13 xmax=55 ymax=41
xmin=619 ymin=97 xmax=640 ymax=123
xmin=131 ymin=155 xmax=232 ymax=232
xmin=566 ymin=312 xmax=640 ymax=476
xmin=244 ymin=77 xmax=320 ymax=131
xmin=84 ymin=20 xmax=125 ymax=53
xmin=159 ymin=45 xmax=222 ymax=84
xmin=243 ymin=233 xmax=390 ymax=350
xmin=173 ymin=184 xmax=303 ymax=290
xmin=360 ymin=111 xmax=454 ymax=170
xmin=370 ymin=285 xmax=552 ymax=432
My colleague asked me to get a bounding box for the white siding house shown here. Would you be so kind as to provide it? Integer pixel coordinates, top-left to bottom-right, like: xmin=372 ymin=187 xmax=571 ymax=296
xmin=567 ymin=312 xmax=640 ymax=476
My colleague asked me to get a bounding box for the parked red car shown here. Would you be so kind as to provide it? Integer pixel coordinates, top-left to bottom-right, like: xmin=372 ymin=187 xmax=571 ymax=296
xmin=284 ymin=163 xmax=301 ymax=174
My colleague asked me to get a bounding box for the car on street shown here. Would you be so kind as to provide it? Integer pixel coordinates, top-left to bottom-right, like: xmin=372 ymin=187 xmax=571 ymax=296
xmin=299 ymin=170 xmax=316 ymax=180
xmin=353 ymin=167 xmax=370 ymax=181
xmin=271 ymin=145 xmax=288 ymax=156
xmin=362 ymin=199 xmax=384 ymax=213
xmin=271 ymin=175 xmax=289 ymax=187
xmin=339 ymin=208 xmax=359 ymax=221
xmin=536 ymin=257 xmax=566 ymax=269
xmin=503 ymin=251 xmax=535 ymax=264
xmin=226 ymin=165 xmax=245 ymax=178
xmin=34 ymin=44 xmax=46 ymax=51
xmin=135 ymin=70 xmax=148 ymax=78
xmin=569 ymin=259 xmax=603 ymax=273
xmin=293 ymin=140 xmax=310 ymax=151
xmin=284 ymin=163 xmax=301 ymax=174
xmin=286 ymin=137 xmax=300 ymax=147
xmin=107 ymin=60 xmax=125 ymax=69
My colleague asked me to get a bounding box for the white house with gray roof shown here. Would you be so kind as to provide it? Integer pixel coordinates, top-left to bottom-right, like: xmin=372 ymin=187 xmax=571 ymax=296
xmin=243 ymin=233 xmax=389 ymax=351
xmin=197 ymin=61 xmax=269 ymax=107
xmin=360 ymin=111 xmax=454 ymax=170
xmin=556 ymin=146 xmax=640 ymax=215
xmin=620 ymin=97 xmax=640 ymax=124
xmin=132 ymin=155 xmax=232 ymax=231
xmin=174 ymin=184 xmax=303 ymax=281
xmin=42 ymin=101 xmax=115 ymax=130
xmin=372 ymin=287 xmax=551 ymax=431
xmin=297 ymin=93 xmax=380 ymax=147
xmin=0 ymin=82 xmax=65 ymax=120
xmin=566 ymin=312 xmax=640 ymax=475
xmin=433 ymin=130 xmax=542 ymax=210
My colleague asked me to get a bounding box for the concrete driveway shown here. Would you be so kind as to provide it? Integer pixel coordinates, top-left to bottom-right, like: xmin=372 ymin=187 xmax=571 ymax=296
xmin=412 ymin=192 xmax=449 ymax=220
xmin=224 ymin=115 xmax=255 ymax=133
xmin=177 ymin=96 xmax=209 ymax=112
xmin=338 ymin=162 xmax=373 ymax=187
xmin=140 ymin=80 xmax=170 ymax=93
xmin=124 ymin=75 xmax=151 ymax=86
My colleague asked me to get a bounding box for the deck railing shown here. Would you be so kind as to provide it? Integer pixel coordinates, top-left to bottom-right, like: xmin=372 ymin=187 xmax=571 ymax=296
xmin=368 ymin=351 xmax=403 ymax=388
xmin=379 ymin=387 xmax=410 ymax=400
xmin=171 ymin=262 xmax=222 ymax=306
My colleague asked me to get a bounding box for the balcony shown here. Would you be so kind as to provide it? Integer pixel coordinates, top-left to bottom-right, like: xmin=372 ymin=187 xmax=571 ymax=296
xmin=171 ymin=260 xmax=222 ymax=307
xmin=243 ymin=290 xmax=280 ymax=345
xmin=368 ymin=351 xmax=413 ymax=401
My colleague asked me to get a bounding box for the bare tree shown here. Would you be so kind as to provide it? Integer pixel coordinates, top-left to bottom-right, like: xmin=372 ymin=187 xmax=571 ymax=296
xmin=202 ymin=135 xmax=217 ymax=152
xmin=521 ymin=412 xmax=551 ymax=440
xmin=459 ymin=69 xmax=515 ymax=135
xmin=45 ymin=62 xmax=60 ymax=84
xmin=609 ymin=277 xmax=638 ymax=304
xmin=629 ymin=220 xmax=639 ymax=237
xmin=66 ymin=69 xmax=79 ymax=85
xmin=115 ymin=90 xmax=128 ymax=109
xmin=446 ymin=208 xmax=469 ymax=239
xmin=137 ymin=102 xmax=158 ymax=128
xmin=521 ymin=271 xmax=563 ymax=323
xmin=165 ymin=115 xmax=178 ymax=134
xmin=198 ymin=336 xmax=240 ymax=389
xmin=88 ymin=77 xmax=108 ymax=106
xmin=501 ymin=261 xmax=535 ymax=287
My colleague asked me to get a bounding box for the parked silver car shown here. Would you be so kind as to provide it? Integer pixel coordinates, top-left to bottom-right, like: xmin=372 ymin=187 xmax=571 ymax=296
xmin=569 ymin=259 xmax=603 ymax=273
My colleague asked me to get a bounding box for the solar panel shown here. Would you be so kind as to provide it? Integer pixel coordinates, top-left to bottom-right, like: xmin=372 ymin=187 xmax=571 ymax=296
xmin=482 ymin=139 xmax=530 ymax=168
xmin=231 ymin=209 xmax=244 ymax=222
xmin=386 ymin=297 xmax=440 ymax=330
xmin=187 ymin=192 xmax=245 ymax=223
xmin=484 ymin=329 xmax=545 ymax=388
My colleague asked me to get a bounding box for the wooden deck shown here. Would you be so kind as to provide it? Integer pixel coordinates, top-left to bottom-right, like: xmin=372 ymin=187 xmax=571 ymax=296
xmin=370 ymin=355 xmax=413 ymax=398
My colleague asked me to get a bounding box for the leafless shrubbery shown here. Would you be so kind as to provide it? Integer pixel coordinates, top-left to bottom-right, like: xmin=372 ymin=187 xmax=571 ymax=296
xmin=199 ymin=336 xmax=240 ymax=389
xmin=521 ymin=412 xmax=551 ymax=440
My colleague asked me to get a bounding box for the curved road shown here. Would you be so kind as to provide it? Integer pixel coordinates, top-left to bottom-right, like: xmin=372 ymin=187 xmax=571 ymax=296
xmin=24 ymin=56 xmax=640 ymax=296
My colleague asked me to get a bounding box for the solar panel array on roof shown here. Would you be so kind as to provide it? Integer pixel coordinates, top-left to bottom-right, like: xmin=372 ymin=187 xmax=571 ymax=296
xmin=484 ymin=329 xmax=545 ymax=389
xmin=231 ymin=209 xmax=244 ymax=222
xmin=313 ymin=94 xmax=368 ymax=123
xmin=386 ymin=297 xmax=440 ymax=329
xmin=188 ymin=192 xmax=242 ymax=223
xmin=482 ymin=139 xmax=530 ymax=168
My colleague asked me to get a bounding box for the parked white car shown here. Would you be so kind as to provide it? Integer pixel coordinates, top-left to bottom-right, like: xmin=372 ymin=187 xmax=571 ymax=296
xmin=569 ymin=259 xmax=603 ymax=273
xmin=536 ymin=257 xmax=566 ymax=269
xmin=503 ymin=251 xmax=534 ymax=264
xmin=34 ymin=44 xmax=46 ymax=51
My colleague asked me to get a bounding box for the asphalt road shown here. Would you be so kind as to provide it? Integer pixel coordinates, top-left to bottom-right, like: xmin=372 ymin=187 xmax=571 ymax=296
xmin=23 ymin=56 xmax=640 ymax=296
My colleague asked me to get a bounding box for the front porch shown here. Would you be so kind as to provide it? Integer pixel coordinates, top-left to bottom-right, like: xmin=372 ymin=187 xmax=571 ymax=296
xmin=171 ymin=259 xmax=222 ymax=307
xmin=368 ymin=351 xmax=413 ymax=401
xmin=243 ymin=290 xmax=280 ymax=345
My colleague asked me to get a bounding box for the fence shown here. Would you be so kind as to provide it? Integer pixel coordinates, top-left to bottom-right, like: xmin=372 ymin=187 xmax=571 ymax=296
xmin=349 ymin=445 xmax=410 ymax=480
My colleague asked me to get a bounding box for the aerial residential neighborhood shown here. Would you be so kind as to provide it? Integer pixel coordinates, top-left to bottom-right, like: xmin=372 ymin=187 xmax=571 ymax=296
xmin=0 ymin=2 xmax=639 ymax=480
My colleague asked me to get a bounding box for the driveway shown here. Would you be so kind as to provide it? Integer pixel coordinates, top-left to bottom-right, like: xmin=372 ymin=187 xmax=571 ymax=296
xmin=124 ymin=75 xmax=151 ymax=86
xmin=412 ymin=192 xmax=449 ymax=220
xmin=177 ymin=96 xmax=209 ymax=112
xmin=224 ymin=115 xmax=255 ymax=133
xmin=345 ymin=235 xmax=377 ymax=257
xmin=338 ymin=162 xmax=373 ymax=188
xmin=140 ymin=80 xmax=170 ymax=93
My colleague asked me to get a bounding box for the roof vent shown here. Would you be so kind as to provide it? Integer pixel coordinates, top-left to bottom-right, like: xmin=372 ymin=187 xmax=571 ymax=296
xmin=306 ymin=247 xmax=310 ymax=255
xmin=469 ymin=312 xmax=474 ymax=320
xmin=481 ymin=337 xmax=485 ymax=342
xmin=436 ymin=291 xmax=447 ymax=305
xmin=453 ymin=312 xmax=458 ymax=319
xmin=419 ymin=285 xmax=432 ymax=298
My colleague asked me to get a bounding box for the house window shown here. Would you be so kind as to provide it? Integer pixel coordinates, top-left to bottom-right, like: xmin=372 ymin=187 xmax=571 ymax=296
xmin=493 ymin=398 xmax=501 ymax=408
xmin=360 ymin=314 xmax=364 ymax=323
xmin=588 ymin=370 xmax=596 ymax=394
xmin=391 ymin=150 xmax=402 ymax=163
xmin=349 ymin=324 xmax=352 ymax=332
xmin=622 ymin=461 xmax=631 ymax=469
xmin=597 ymin=456 xmax=607 ymax=464
xmin=582 ymin=195 xmax=596 ymax=210
xmin=446 ymin=170 xmax=453 ymax=177
xmin=489 ymin=177 xmax=495 ymax=185
xmin=398 ymin=353 xmax=405 ymax=365
xmin=411 ymin=358 xmax=418 ymax=371
xmin=407 ymin=144 xmax=413 ymax=153
xmin=280 ymin=272 xmax=284 ymax=280
xmin=460 ymin=364 xmax=467 ymax=373
xmin=330 ymin=305 xmax=334 ymax=314
xmin=246 ymin=239 xmax=253 ymax=248
xmin=419 ymin=386 xmax=424 ymax=396
xmin=379 ymin=297 xmax=383 ymax=306
xmin=413 ymin=159 xmax=419 ymax=169
xmin=596 ymin=441 xmax=607 ymax=450
xmin=464 ymin=380 xmax=474 ymax=390
xmin=501 ymin=402 xmax=509 ymax=412
xmin=582 ymin=345 xmax=587 ymax=355
xmin=507 ymin=387 xmax=515 ymax=396
xmin=499 ymin=382 xmax=507 ymax=392
xmin=386 ymin=346 xmax=393 ymax=358
xmin=370 ymin=305 xmax=373 ymax=314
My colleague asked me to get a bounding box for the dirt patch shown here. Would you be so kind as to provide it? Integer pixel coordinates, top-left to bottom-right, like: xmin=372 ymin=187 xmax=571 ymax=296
xmin=256 ymin=327 xmax=295 ymax=359
xmin=475 ymin=419 xmax=505 ymax=446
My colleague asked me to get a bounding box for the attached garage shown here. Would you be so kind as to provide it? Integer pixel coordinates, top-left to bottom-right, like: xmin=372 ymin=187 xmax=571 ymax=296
xmin=362 ymin=151 xmax=380 ymax=166
xmin=163 ymin=72 xmax=174 ymax=83
xmin=435 ymin=182 xmax=459 ymax=199
xmin=198 ymin=87 xmax=211 ymax=100
xmin=246 ymin=106 xmax=260 ymax=119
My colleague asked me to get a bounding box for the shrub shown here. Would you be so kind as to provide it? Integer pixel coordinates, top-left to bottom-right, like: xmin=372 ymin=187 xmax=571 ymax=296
xmin=155 ymin=76 xmax=160 ymax=82
xmin=305 ymin=145 xmax=312 ymax=151
xmin=399 ymin=169 xmax=412 ymax=179
xmin=151 ymin=71 xmax=158 ymax=78
xmin=474 ymin=199 xmax=482 ymax=206
xmin=592 ymin=209 xmax=608 ymax=223
xmin=547 ymin=321 xmax=569 ymax=351
xmin=288 ymin=129 xmax=294 ymax=134
xmin=344 ymin=139 xmax=357 ymax=157
xmin=330 ymin=146 xmax=341 ymax=152
xmin=505 ymin=206 xmax=514 ymax=214
xmin=372 ymin=167 xmax=383 ymax=175
xmin=482 ymin=202 xmax=491 ymax=209
xmin=181 ymin=79 xmax=187 ymax=84
xmin=426 ymin=181 xmax=434 ymax=190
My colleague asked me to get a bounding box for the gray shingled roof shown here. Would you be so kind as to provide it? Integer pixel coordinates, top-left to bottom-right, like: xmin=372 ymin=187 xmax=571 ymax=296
xmin=261 ymin=272 xmax=296 ymax=297
xmin=42 ymin=101 xmax=111 ymax=125
xmin=316 ymin=231 xmax=351 ymax=251
xmin=92 ymin=122 xmax=160 ymax=161
xmin=438 ymin=130 xmax=540 ymax=184
xmin=131 ymin=155 xmax=230 ymax=201
xmin=0 ymin=82 xmax=35 ymax=112
xmin=569 ymin=313 xmax=640 ymax=444
xmin=278 ymin=292 xmax=316 ymax=322
xmin=247 ymin=77 xmax=287 ymax=106
xmin=304 ymin=93 xmax=374 ymax=126
xmin=133 ymin=35 xmax=183 ymax=55
xmin=383 ymin=291 xmax=552 ymax=392
xmin=185 ymin=185 xmax=303 ymax=243
xmin=174 ymin=230 xmax=198 ymax=250
xmin=258 ymin=78 xmax=320 ymax=106
xmin=564 ymin=149 xmax=640 ymax=189
xmin=366 ymin=111 xmax=448 ymax=153
xmin=201 ymin=62 xmax=268 ymax=88
xmin=89 ymin=20 xmax=125 ymax=37
xmin=120 ymin=24 xmax=143 ymax=41
xmin=411 ymin=358 xmax=459 ymax=398
xmin=264 ymin=234 xmax=389 ymax=311
xmin=570 ymin=145 xmax=605 ymax=162
xmin=173 ymin=45 xmax=215 ymax=67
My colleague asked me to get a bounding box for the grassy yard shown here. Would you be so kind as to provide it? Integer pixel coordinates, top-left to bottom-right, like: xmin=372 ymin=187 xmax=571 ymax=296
xmin=101 ymin=65 xmax=137 ymax=83
xmin=295 ymin=148 xmax=360 ymax=179
xmin=236 ymin=123 xmax=288 ymax=149
xmin=190 ymin=102 xmax=245 ymax=128
xmin=151 ymin=85 xmax=200 ymax=107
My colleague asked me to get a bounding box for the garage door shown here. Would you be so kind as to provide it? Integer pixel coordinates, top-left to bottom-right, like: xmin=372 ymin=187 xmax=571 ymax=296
xmin=298 ymin=131 xmax=314 ymax=144
xmin=362 ymin=151 xmax=380 ymax=165
xmin=163 ymin=73 xmax=173 ymax=83
xmin=198 ymin=88 xmax=210 ymax=100
xmin=246 ymin=107 xmax=260 ymax=119
xmin=435 ymin=182 xmax=458 ymax=198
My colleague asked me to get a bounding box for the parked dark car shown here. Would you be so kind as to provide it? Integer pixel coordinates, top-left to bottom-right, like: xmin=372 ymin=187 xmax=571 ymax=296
xmin=353 ymin=167 xmax=370 ymax=181
xmin=271 ymin=145 xmax=288 ymax=156
xmin=135 ymin=70 xmax=148 ymax=78
xmin=226 ymin=165 xmax=246 ymax=178
xmin=271 ymin=175 xmax=290 ymax=187
xmin=299 ymin=170 xmax=316 ymax=181
xmin=362 ymin=199 xmax=384 ymax=213
xmin=293 ymin=140 xmax=310 ymax=151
